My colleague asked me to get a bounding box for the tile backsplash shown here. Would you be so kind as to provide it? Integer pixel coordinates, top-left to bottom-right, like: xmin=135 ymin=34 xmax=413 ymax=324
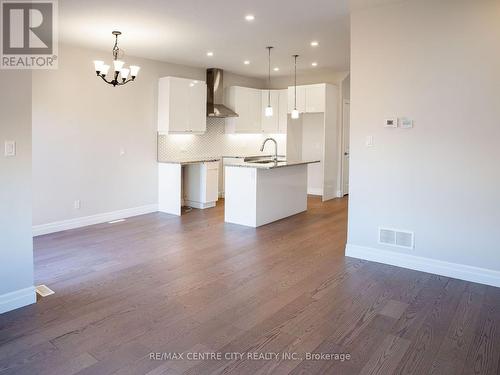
xmin=157 ymin=118 xmax=287 ymax=160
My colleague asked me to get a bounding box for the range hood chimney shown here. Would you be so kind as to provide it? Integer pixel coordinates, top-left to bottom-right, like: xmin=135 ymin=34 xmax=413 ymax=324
xmin=206 ymin=68 xmax=238 ymax=118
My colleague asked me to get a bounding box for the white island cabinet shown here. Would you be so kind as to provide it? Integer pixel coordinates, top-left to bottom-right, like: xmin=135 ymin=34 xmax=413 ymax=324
xmin=224 ymin=160 xmax=319 ymax=227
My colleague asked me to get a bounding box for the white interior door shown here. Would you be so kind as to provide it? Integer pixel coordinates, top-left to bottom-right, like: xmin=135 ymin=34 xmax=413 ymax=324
xmin=342 ymin=100 xmax=350 ymax=195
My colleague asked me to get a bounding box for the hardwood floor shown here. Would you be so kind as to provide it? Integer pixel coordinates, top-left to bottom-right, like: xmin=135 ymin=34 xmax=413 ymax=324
xmin=1 ymin=196 xmax=500 ymax=374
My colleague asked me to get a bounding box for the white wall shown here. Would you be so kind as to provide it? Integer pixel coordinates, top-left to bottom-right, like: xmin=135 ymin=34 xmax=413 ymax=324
xmin=32 ymin=44 xmax=273 ymax=228
xmin=270 ymin=68 xmax=349 ymax=89
xmin=0 ymin=71 xmax=35 ymax=313
xmin=32 ymin=44 xmax=205 ymax=226
xmin=347 ymin=0 xmax=500 ymax=285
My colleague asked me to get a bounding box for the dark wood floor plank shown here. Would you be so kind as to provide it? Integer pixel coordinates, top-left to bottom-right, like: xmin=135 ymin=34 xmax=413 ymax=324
xmin=0 ymin=197 xmax=499 ymax=375
xmin=429 ymin=286 xmax=484 ymax=375
xmin=461 ymin=286 xmax=500 ymax=375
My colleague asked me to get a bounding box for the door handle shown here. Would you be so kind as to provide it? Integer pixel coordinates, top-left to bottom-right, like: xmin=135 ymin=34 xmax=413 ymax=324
xmin=344 ymin=152 xmax=349 ymax=156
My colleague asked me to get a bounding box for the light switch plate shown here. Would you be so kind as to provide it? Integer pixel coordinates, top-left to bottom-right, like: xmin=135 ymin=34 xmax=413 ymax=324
xmin=366 ymin=136 xmax=374 ymax=147
xmin=4 ymin=141 xmax=16 ymax=156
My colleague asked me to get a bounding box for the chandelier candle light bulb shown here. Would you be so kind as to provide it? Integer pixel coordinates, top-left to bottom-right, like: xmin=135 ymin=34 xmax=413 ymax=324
xmin=120 ymin=68 xmax=130 ymax=80
xmin=113 ymin=60 xmax=125 ymax=72
xmin=94 ymin=31 xmax=140 ymax=87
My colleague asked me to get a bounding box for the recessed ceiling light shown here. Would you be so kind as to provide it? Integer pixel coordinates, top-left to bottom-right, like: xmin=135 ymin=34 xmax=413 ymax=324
xmin=273 ymin=67 xmax=279 ymax=71
xmin=245 ymin=14 xmax=255 ymax=21
xmin=311 ymin=62 xmax=318 ymax=67
xmin=310 ymin=41 xmax=319 ymax=47
xmin=206 ymin=51 xmax=214 ymax=57
xmin=244 ymin=60 xmax=250 ymax=65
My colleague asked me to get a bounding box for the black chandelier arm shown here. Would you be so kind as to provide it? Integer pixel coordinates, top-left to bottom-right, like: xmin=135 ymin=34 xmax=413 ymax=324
xmin=115 ymin=77 xmax=136 ymax=86
xmin=96 ymin=72 xmax=136 ymax=87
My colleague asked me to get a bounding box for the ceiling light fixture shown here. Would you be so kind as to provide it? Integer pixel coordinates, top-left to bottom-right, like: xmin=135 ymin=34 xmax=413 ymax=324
xmin=206 ymin=51 xmax=214 ymax=57
xmin=291 ymin=54 xmax=300 ymax=120
xmin=273 ymin=67 xmax=279 ymax=72
xmin=245 ymin=14 xmax=255 ymax=21
xmin=310 ymin=41 xmax=319 ymax=47
xmin=311 ymin=62 xmax=318 ymax=67
xmin=265 ymin=46 xmax=274 ymax=117
xmin=93 ymin=31 xmax=140 ymax=87
xmin=244 ymin=60 xmax=250 ymax=65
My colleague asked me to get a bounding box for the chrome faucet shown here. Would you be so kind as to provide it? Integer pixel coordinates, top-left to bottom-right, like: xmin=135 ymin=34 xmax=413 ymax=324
xmin=260 ymin=138 xmax=278 ymax=162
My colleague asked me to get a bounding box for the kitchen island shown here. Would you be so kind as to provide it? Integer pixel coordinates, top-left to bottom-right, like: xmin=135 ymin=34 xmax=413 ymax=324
xmin=224 ymin=159 xmax=319 ymax=227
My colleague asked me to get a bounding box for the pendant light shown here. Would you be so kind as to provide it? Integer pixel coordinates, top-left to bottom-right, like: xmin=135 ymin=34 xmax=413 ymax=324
xmin=291 ymin=54 xmax=300 ymax=119
xmin=265 ymin=46 xmax=274 ymax=117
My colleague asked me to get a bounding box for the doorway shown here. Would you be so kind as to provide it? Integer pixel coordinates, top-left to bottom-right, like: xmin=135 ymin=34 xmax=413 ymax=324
xmin=341 ymin=99 xmax=350 ymax=196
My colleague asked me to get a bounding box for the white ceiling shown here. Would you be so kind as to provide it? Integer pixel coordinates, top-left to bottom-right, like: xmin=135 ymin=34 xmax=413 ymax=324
xmin=59 ymin=0 xmax=350 ymax=78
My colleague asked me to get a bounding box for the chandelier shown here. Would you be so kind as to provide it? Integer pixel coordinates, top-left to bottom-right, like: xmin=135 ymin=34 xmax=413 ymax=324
xmin=93 ymin=31 xmax=140 ymax=87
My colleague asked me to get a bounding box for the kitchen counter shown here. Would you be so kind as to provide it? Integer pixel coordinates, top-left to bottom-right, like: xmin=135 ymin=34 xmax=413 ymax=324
xmin=221 ymin=154 xmax=285 ymax=159
xmin=158 ymin=157 xmax=220 ymax=165
xmin=224 ymin=159 xmax=319 ymax=169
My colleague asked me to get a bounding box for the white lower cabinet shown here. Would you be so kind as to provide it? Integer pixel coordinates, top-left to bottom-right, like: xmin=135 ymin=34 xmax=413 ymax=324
xmin=184 ymin=162 xmax=219 ymax=209
xmin=158 ymin=161 xmax=219 ymax=216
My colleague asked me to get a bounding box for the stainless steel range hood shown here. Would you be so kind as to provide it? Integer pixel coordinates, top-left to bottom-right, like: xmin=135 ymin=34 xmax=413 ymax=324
xmin=206 ymin=68 xmax=238 ymax=118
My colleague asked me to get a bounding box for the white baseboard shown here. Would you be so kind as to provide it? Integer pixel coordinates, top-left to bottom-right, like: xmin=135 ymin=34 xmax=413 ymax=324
xmin=346 ymin=244 xmax=500 ymax=288
xmin=308 ymin=188 xmax=323 ymax=196
xmin=33 ymin=204 xmax=158 ymax=236
xmin=184 ymin=200 xmax=216 ymax=209
xmin=0 ymin=286 xmax=36 ymax=314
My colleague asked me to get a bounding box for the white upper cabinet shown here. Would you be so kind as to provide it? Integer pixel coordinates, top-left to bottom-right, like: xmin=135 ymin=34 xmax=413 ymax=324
xmin=305 ymin=84 xmax=326 ymax=113
xmin=261 ymin=90 xmax=280 ymax=133
xmin=278 ymin=89 xmax=288 ymax=134
xmin=288 ymin=84 xmax=326 ymax=114
xmin=225 ymin=86 xmax=288 ymax=134
xmin=225 ymin=86 xmax=262 ymax=133
xmin=158 ymin=77 xmax=207 ymax=133
xmin=288 ymin=85 xmax=306 ymax=113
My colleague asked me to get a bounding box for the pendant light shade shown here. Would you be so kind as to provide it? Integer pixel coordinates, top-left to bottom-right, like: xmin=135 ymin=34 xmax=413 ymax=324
xmin=265 ymin=46 xmax=274 ymax=117
xmin=292 ymin=54 xmax=300 ymax=120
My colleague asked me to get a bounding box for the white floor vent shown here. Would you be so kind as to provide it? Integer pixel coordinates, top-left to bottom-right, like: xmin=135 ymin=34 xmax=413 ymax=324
xmin=36 ymin=285 xmax=55 ymax=297
xmin=379 ymin=228 xmax=414 ymax=249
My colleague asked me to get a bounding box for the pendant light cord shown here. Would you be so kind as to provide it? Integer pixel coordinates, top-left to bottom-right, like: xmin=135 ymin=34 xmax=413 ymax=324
xmin=293 ymin=55 xmax=299 ymax=109
xmin=267 ymin=47 xmax=273 ymax=106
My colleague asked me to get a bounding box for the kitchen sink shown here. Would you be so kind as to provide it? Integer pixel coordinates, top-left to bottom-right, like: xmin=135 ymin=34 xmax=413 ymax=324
xmin=248 ymin=159 xmax=286 ymax=164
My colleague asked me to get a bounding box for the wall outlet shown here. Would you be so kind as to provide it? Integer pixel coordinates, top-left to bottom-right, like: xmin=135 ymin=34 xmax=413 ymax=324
xmin=74 ymin=200 xmax=81 ymax=209
xmin=4 ymin=141 xmax=16 ymax=156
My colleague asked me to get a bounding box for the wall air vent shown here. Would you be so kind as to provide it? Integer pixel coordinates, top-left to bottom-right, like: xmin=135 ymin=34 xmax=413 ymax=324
xmin=378 ymin=228 xmax=414 ymax=249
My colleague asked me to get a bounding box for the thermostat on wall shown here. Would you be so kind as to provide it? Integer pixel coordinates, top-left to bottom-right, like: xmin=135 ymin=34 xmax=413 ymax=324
xmin=384 ymin=118 xmax=397 ymax=128
xmin=398 ymin=117 xmax=413 ymax=128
